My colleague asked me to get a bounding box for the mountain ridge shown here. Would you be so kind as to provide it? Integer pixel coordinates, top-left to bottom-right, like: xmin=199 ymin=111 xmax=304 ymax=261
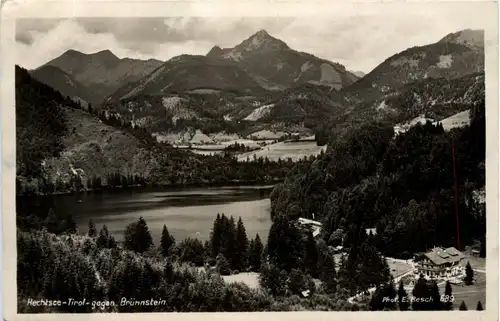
xmin=343 ymin=30 xmax=484 ymax=103
xmin=38 ymin=49 xmax=164 ymax=104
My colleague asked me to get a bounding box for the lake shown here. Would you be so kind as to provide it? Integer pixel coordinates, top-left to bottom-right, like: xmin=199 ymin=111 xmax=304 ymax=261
xmin=23 ymin=185 xmax=274 ymax=244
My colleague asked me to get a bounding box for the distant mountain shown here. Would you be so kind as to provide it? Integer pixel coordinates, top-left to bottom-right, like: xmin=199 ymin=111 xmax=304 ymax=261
xmin=207 ymin=29 xmax=359 ymax=90
xmin=344 ymin=29 xmax=484 ymax=102
xmin=350 ymin=70 xmax=366 ymax=78
xmin=108 ymin=55 xmax=266 ymax=102
xmin=39 ymin=49 xmax=163 ymax=104
xmin=30 ymin=65 xmax=94 ymax=107
xmin=95 ymin=28 xmax=484 ymax=140
xmin=339 ymin=72 xmax=484 ymax=128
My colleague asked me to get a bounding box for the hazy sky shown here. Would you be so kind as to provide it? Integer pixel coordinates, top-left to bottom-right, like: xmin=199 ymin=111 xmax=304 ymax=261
xmin=16 ymin=14 xmax=487 ymax=73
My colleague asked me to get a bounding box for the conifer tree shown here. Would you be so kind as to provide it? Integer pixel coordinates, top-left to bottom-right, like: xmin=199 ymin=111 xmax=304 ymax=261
xmin=383 ymin=279 xmax=397 ymax=310
xmin=397 ymin=281 xmax=409 ymax=311
xmin=476 ymin=301 xmax=483 ymax=311
xmin=234 ymin=217 xmax=249 ymax=271
xmin=459 ymin=301 xmax=468 ymax=310
xmin=88 ymin=219 xmax=97 ymax=237
xmin=210 ymin=213 xmax=222 ymax=258
xmin=220 ymin=215 xmax=237 ymax=269
xmin=465 ymin=261 xmax=474 ymax=285
xmin=97 ymin=224 xmax=116 ymax=249
xmin=124 ymin=217 xmax=153 ymax=253
xmin=304 ymin=230 xmax=319 ymax=277
xmin=160 ymin=224 xmax=175 ymax=257
xmin=249 ymin=234 xmax=263 ymax=271
xmin=412 ymin=275 xmax=431 ymax=310
xmin=267 ymin=216 xmax=303 ymax=272
xmin=369 ymin=286 xmax=385 ymax=311
xmin=444 ymin=281 xmax=453 ymax=310
xmin=429 ymin=280 xmax=442 ymax=310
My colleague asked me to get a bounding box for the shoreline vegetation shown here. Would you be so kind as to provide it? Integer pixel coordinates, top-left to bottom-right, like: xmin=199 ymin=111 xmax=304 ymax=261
xmin=18 ymin=179 xmax=281 ymax=197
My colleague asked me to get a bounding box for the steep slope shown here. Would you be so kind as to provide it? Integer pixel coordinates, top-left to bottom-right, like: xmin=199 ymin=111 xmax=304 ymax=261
xmin=16 ymin=65 xmax=72 ymax=180
xmin=40 ymin=49 xmax=163 ymax=104
xmin=30 ymin=65 xmax=94 ymax=106
xmin=207 ymin=29 xmax=359 ymax=90
xmin=108 ymin=55 xmax=266 ymax=101
xmin=15 ymin=65 xmax=166 ymax=194
xmin=344 ymin=29 xmax=484 ymax=102
xmin=41 ymin=107 xmax=163 ymax=187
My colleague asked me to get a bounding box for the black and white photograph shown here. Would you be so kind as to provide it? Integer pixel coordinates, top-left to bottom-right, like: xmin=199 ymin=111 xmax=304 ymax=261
xmin=2 ymin=0 xmax=498 ymax=318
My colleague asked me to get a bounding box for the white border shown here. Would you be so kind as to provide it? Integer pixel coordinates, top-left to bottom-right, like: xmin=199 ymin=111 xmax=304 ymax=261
xmin=1 ymin=1 xmax=499 ymax=320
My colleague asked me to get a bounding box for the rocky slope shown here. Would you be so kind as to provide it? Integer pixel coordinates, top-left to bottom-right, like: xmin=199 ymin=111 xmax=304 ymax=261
xmin=207 ymin=29 xmax=359 ymax=91
xmin=39 ymin=49 xmax=163 ymax=104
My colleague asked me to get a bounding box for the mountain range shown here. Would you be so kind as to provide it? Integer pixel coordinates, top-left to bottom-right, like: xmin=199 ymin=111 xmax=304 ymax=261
xmin=26 ymin=28 xmax=485 ymax=140
xmin=32 ymin=49 xmax=163 ymax=105
xmin=16 ymin=27 xmax=485 ymax=194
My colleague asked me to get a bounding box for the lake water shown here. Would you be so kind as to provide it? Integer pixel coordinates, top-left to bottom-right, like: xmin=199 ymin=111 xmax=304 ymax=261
xmin=29 ymin=185 xmax=274 ymax=244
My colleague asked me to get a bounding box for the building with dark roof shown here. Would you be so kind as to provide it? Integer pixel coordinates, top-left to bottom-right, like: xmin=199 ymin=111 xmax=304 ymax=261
xmin=414 ymin=247 xmax=465 ymax=278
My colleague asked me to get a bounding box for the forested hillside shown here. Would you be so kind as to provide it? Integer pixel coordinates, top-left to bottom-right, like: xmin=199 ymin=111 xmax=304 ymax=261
xmin=16 ymin=65 xmax=316 ymax=196
xmin=271 ymin=98 xmax=486 ymax=257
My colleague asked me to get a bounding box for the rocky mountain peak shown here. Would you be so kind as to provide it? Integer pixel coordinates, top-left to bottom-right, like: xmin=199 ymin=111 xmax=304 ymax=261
xmin=237 ymin=29 xmax=289 ymax=53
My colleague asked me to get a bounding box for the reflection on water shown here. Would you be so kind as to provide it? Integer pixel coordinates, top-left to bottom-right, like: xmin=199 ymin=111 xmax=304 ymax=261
xmin=20 ymin=185 xmax=274 ymax=243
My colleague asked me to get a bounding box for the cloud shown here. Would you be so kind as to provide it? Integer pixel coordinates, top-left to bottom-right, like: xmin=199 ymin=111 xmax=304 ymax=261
xmin=17 ymin=11 xmax=488 ymax=72
xmin=16 ymin=19 xmax=217 ymax=69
